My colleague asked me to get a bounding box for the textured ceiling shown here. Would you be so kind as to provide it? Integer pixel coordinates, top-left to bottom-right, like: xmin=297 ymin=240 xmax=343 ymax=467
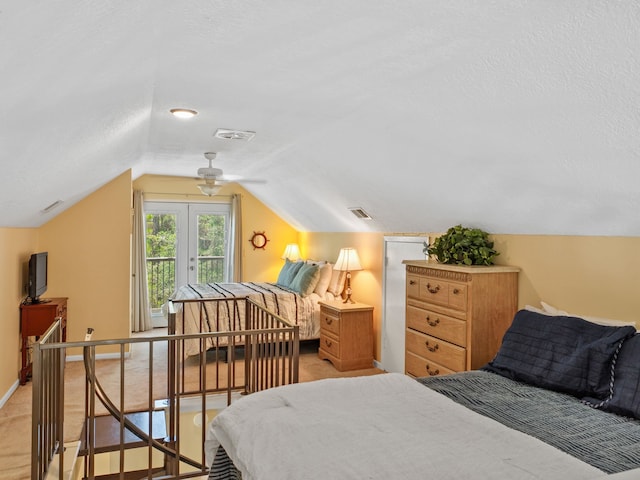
xmin=1 ymin=1 xmax=639 ymax=235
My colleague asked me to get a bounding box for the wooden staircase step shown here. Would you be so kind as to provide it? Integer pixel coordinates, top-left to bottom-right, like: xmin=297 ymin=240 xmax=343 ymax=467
xmin=79 ymin=410 xmax=167 ymax=455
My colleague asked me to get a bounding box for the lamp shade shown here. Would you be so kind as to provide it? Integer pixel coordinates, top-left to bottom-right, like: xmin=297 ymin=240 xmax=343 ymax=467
xmin=198 ymin=183 xmax=222 ymax=196
xmin=281 ymin=243 xmax=301 ymax=261
xmin=333 ymin=247 xmax=363 ymax=272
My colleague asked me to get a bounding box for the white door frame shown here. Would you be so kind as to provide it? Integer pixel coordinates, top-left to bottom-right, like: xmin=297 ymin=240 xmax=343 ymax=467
xmin=381 ymin=235 xmax=428 ymax=373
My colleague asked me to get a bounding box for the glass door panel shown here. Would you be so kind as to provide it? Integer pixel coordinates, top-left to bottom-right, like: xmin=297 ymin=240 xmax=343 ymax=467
xmin=188 ymin=204 xmax=229 ymax=284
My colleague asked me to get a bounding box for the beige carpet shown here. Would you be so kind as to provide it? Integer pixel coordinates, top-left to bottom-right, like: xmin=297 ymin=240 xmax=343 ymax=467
xmin=0 ymin=331 xmax=383 ymax=480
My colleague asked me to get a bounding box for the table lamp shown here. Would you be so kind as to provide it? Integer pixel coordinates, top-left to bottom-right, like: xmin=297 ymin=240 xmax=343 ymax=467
xmin=333 ymin=247 xmax=363 ymax=303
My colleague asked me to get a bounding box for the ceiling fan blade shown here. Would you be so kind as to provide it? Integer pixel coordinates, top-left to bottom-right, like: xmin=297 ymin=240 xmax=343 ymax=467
xmin=219 ymin=175 xmax=266 ymax=184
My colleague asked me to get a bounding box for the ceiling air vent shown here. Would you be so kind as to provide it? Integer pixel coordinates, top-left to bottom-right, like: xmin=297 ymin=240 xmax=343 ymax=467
xmin=214 ymin=128 xmax=256 ymax=141
xmin=349 ymin=207 xmax=372 ymax=220
xmin=42 ymin=200 xmax=63 ymax=213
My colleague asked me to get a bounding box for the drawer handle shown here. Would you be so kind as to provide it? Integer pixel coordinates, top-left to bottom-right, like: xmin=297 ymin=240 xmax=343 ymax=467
xmin=426 ymin=364 xmax=440 ymax=376
xmin=409 ymin=279 xmax=416 ymax=285
xmin=425 ymin=341 xmax=439 ymax=352
xmin=426 ymin=316 xmax=440 ymax=327
xmin=324 ymin=339 xmax=333 ymax=348
xmin=453 ymin=288 xmax=460 ymax=295
xmin=426 ymin=283 xmax=440 ymax=294
xmin=324 ymin=317 xmax=333 ymax=325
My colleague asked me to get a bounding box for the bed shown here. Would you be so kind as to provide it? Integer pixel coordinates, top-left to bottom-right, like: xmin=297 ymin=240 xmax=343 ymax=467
xmin=170 ymin=260 xmax=345 ymax=356
xmin=204 ymin=308 xmax=640 ymax=479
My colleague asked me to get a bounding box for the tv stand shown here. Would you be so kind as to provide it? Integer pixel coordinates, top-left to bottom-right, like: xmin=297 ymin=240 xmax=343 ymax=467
xmin=20 ymin=297 xmax=67 ymax=385
xmin=26 ymin=297 xmax=52 ymax=305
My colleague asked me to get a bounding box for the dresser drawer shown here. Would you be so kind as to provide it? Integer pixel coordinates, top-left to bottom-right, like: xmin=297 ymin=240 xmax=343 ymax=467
xmin=406 ymin=305 xmax=467 ymax=347
xmin=405 ymin=351 xmax=455 ymax=378
xmin=422 ymin=278 xmax=466 ymax=310
xmin=406 ymin=329 xmax=466 ymax=372
xmin=320 ymin=333 xmax=340 ymax=357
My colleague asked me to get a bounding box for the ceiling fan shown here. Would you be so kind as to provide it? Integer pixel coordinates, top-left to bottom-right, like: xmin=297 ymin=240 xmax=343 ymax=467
xmin=196 ymin=152 xmax=263 ymax=196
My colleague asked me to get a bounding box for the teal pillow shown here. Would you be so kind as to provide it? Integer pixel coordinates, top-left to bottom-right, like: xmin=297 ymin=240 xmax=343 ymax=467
xmin=289 ymin=263 xmax=320 ymax=297
xmin=276 ymin=260 xmax=304 ymax=287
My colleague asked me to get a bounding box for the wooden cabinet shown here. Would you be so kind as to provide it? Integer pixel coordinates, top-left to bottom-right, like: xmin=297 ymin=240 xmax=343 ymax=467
xmin=20 ymin=297 xmax=67 ymax=385
xmin=318 ymin=301 xmax=374 ymax=371
xmin=403 ymin=261 xmax=519 ymax=378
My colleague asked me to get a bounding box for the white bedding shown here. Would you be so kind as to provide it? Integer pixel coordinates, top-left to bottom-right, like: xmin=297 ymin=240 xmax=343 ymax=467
xmin=206 ymin=373 xmax=607 ymax=480
xmin=171 ymin=282 xmax=332 ymax=356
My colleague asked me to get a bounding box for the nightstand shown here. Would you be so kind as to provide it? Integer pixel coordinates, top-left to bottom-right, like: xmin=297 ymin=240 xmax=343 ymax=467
xmin=318 ymin=300 xmax=374 ymax=371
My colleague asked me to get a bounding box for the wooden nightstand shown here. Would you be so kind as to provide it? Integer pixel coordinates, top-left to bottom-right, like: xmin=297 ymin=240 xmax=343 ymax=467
xmin=318 ymin=300 xmax=374 ymax=371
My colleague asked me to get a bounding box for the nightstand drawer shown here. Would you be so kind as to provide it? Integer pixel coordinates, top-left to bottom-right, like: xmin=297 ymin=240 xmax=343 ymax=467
xmin=406 ymin=329 xmax=466 ymax=372
xmin=320 ymin=310 xmax=340 ymax=336
xmin=320 ymin=333 xmax=340 ymax=357
xmin=406 ymin=305 xmax=466 ymax=347
xmin=405 ymin=351 xmax=455 ymax=378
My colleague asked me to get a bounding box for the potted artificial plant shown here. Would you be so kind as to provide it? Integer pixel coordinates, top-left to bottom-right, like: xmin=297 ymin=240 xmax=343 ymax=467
xmin=424 ymin=225 xmax=499 ymax=266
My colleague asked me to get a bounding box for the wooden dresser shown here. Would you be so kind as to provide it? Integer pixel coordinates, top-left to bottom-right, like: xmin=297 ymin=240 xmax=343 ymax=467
xmin=403 ymin=261 xmax=519 ymax=378
xmin=318 ymin=300 xmax=374 ymax=371
xmin=20 ymin=297 xmax=68 ymax=385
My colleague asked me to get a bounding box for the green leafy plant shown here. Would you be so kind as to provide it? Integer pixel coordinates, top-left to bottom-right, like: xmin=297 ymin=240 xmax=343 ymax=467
xmin=426 ymin=225 xmax=499 ymax=266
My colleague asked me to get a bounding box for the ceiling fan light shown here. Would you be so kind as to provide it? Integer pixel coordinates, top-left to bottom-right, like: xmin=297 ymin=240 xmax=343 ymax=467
xmin=170 ymin=108 xmax=198 ymax=119
xmin=198 ymin=183 xmax=222 ymax=196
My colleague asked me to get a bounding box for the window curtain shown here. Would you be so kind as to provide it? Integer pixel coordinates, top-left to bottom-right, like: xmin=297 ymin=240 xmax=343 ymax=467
xmin=229 ymin=193 xmax=243 ymax=282
xmin=131 ymin=190 xmax=152 ymax=332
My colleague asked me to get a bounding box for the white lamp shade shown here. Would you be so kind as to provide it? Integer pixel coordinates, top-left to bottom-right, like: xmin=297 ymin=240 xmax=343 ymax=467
xmin=334 ymin=247 xmax=363 ymax=272
xmin=198 ymin=183 xmax=222 ymax=196
xmin=281 ymin=243 xmax=301 ymax=261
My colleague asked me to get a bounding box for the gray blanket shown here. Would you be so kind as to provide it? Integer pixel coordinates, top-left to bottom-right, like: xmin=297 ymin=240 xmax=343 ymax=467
xmin=419 ymin=370 xmax=640 ymax=474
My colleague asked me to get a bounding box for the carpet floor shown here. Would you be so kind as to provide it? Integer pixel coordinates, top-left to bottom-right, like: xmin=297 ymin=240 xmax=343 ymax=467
xmin=0 ymin=329 xmax=383 ymax=480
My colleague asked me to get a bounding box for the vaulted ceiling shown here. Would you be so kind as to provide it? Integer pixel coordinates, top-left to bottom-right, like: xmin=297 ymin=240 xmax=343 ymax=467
xmin=2 ymin=1 xmax=639 ymax=235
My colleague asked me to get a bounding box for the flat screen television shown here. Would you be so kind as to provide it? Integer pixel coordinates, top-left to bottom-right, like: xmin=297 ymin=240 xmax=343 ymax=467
xmin=28 ymin=251 xmax=48 ymax=304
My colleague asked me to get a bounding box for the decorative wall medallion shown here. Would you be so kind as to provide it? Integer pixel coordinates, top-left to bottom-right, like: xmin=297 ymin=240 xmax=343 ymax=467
xmin=249 ymin=231 xmax=269 ymax=250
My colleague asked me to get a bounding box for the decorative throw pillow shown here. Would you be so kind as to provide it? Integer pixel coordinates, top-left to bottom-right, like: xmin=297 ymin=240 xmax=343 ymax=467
xmin=313 ymin=263 xmax=333 ymax=297
xmin=276 ymin=259 xmax=304 ymax=288
xmin=540 ymin=301 xmax=636 ymax=328
xmin=598 ymin=334 xmax=640 ymax=419
xmin=482 ymin=309 xmax=636 ymax=398
xmin=289 ymin=263 xmax=320 ymax=297
xmin=327 ymin=269 xmax=346 ymax=296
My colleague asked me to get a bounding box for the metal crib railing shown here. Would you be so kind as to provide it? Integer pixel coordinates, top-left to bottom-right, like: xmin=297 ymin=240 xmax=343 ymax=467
xmin=31 ymin=298 xmax=299 ymax=480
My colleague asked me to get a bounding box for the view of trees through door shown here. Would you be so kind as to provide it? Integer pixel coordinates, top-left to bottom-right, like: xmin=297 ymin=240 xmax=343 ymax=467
xmin=144 ymin=202 xmax=231 ymax=315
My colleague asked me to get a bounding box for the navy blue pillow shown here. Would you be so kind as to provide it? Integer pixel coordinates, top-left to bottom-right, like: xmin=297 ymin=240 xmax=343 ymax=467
xmin=482 ymin=310 xmax=636 ymax=398
xmin=599 ymin=334 xmax=640 ymax=418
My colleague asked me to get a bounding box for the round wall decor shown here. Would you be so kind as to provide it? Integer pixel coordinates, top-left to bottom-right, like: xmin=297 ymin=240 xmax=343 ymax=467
xmin=249 ymin=231 xmax=269 ymax=250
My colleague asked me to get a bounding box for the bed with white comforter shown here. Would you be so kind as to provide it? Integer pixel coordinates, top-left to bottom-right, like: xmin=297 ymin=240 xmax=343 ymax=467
xmin=204 ymin=308 xmax=640 ymax=479
xmin=206 ymin=373 xmax=613 ymax=480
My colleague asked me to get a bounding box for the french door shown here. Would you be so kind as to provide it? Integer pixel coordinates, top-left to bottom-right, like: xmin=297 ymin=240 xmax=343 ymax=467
xmin=144 ymin=202 xmax=231 ymax=317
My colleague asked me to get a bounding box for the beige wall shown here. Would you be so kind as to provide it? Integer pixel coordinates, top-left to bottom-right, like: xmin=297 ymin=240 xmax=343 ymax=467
xmin=0 ymin=228 xmax=38 ymax=396
xmin=38 ymin=170 xmax=133 ymax=354
xmin=494 ymin=234 xmax=640 ymax=323
xmin=302 ymin=231 xmax=640 ymax=361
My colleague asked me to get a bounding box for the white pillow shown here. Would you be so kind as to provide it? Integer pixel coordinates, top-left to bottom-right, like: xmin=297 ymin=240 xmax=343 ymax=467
xmin=540 ymin=301 xmax=636 ymax=328
xmin=327 ymin=269 xmax=346 ymax=297
xmin=313 ymin=263 xmax=333 ymax=297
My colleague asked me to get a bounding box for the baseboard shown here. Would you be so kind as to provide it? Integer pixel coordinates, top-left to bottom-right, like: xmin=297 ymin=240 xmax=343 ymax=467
xmin=0 ymin=379 xmax=19 ymax=409
xmin=65 ymin=351 xmax=131 ymax=362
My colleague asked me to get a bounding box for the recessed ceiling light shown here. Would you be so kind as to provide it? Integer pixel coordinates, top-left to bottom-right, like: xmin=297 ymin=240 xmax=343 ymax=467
xmin=170 ymin=108 xmax=198 ymax=119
